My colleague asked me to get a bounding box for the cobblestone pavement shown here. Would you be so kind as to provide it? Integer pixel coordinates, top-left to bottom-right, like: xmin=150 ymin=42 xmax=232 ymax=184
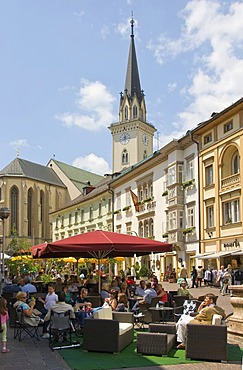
xmin=1 ymin=282 xmax=242 ymax=370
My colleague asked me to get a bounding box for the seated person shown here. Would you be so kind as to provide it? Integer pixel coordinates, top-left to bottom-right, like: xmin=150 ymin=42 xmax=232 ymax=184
xmin=126 ymin=275 xmax=136 ymax=286
xmin=62 ymin=285 xmax=72 ymax=304
xmin=120 ymin=281 xmax=131 ymax=299
xmin=135 ymin=280 xmax=146 ymax=297
xmin=110 ymin=279 xmax=121 ymax=292
xmin=176 ymin=293 xmax=225 ymax=349
xmin=100 ymin=283 xmax=110 ymax=303
xmin=44 ymin=291 xmax=75 ymax=321
xmin=13 ymin=291 xmax=42 ymax=326
xmin=116 ymin=293 xmax=129 ymax=312
xmin=140 ymin=282 xmax=157 ymax=304
xmin=20 ymin=277 xmax=37 ymax=294
xmin=74 ymin=288 xmax=92 ymax=328
xmin=177 ymin=281 xmax=193 ymax=298
xmin=156 ymin=283 xmax=168 ymax=303
xmin=54 ymin=277 xmax=63 ymax=293
xmin=103 ymin=290 xmax=118 ymax=311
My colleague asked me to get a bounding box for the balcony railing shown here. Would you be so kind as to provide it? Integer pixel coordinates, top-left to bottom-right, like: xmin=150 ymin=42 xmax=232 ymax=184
xmin=221 ymin=173 xmax=240 ymax=188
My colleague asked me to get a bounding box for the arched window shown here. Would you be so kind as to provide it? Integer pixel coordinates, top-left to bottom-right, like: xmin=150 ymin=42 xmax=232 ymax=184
xmin=10 ymin=186 xmax=19 ymax=233
xmin=144 ymin=220 xmax=149 ymax=238
xmin=149 ymin=219 xmax=154 ymax=238
xmin=138 ymin=221 xmax=144 ymax=238
xmin=27 ymin=188 xmax=33 ymax=236
xmin=40 ymin=190 xmax=44 ymax=238
xmin=232 ymin=153 xmax=240 ymax=174
xmin=122 ymin=149 xmax=129 ymax=165
xmin=143 ymin=150 xmax=147 ymax=159
xmin=124 ymin=106 xmax=128 ymax=120
xmin=133 ymin=105 xmax=137 ymax=118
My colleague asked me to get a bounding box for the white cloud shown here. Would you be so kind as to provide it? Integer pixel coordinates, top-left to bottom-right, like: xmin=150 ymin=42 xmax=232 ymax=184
xmin=167 ymin=82 xmax=177 ymax=93
xmin=148 ymin=0 xmax=243 ymax=131
xmin=116 ymin=19 xmax=131 ymax=37
xmin=55 ymin=79 xmax=116 ymax=131
xmin=73 ymin=11 xmax=84 ymax=17
xmin=100 ymin=25 xmax=109 ymax=40
xmin=73 ymin=153 xmax=111 ymax=176
xmin=10 ymin=139 xmax=29 ymax=148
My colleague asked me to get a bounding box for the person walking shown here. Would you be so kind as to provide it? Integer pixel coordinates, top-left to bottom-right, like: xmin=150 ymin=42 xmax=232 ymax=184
xmin=196 ymin=266 xmax=204 ymax=287
xmin=216 ymin=265 xmax=225 ymax=294
xmin=190 ymin=266 xmax=198 ymax=288
xmin=179 ymin=265 xmax=188 ymax=284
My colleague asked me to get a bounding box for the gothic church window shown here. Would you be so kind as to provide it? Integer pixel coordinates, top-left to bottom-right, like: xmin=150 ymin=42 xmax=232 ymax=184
xmin=133 ymin=105 xmax=137 ymax=118
xmin=124 ymin=106 xmax=128 ymax=120
xmin=143 ymin=150 xmax=147 ymax=159
xmin=27 ymin=188 xmax=33 ymax=237
xmin=10 ymin=186 xmax=19 ymax=233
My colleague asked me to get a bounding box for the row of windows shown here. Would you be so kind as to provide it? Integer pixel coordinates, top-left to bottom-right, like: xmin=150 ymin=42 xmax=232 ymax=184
xmin=55 ymin=199 xmax=112 ymax=228
xmin=9 ymin=186 xmax=45 ymax=237
xmin=203 ymin=121 xmax=233 ymax=145
xmin=205 ymin=151 xmax=240 ymax=187
xmin=124 ymin=105 xmax=138 ymax=120
xmin=206 ymin=199 xmax=240 ymax=228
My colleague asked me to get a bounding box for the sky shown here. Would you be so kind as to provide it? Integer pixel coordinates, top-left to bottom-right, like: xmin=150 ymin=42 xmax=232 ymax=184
xmin=1 ymin=0 xmax=243 ymax=176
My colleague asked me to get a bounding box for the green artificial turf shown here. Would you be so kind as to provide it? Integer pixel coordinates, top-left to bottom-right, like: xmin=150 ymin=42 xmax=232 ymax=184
xmin=59 ymin=333 xmax=243 ymax=370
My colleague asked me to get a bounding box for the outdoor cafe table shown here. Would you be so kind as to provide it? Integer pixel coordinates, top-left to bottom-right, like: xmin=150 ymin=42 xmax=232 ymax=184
xmin=149 ymin=306 xmax=174 ymax=323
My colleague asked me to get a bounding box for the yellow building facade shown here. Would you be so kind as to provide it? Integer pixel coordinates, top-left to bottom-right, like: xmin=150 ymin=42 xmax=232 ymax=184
xmin=192 ymin=98 xmax=243 ymax=270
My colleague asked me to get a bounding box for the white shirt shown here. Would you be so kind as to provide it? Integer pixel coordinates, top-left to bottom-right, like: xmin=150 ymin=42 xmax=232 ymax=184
xmin=44 ymin=292 xmax=58 ymax=310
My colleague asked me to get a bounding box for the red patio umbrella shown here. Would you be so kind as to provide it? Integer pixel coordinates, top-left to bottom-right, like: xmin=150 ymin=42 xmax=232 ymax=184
xmin=31 ymin=230 xmax=172 ymax=291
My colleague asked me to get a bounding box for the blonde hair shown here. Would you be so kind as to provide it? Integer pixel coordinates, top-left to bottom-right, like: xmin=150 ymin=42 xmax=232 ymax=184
xmin=16 ymin=291 xmax=27 ymax=300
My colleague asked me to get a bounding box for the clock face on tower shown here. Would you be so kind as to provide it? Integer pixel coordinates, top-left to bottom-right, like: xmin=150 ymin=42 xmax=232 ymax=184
xmin=120 ymin=132 xmax=130 ymax=145
xmin=142 ymin=133 xmax=149 ymax=145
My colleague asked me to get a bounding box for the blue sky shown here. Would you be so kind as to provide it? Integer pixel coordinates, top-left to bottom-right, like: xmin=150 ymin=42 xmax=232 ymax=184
xmin=1 ymin=0 xmax=243 ymax=175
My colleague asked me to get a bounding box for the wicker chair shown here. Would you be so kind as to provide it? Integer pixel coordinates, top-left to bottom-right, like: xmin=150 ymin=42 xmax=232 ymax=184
xmin=138 ymin=296 xmax=160 ymax=323
xmin=137 ymin=322 xmax=176 ymax=356
xmin=185 ymin=323 xmax=227 ymax=361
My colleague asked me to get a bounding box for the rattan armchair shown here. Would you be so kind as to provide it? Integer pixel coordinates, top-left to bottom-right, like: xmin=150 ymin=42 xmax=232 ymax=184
xmin=186 ymin=322 xmax=227 ymax=361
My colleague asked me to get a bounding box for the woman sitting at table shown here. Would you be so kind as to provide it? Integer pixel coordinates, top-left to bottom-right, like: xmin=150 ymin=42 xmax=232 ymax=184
xmin=103 ymin=289 xmax=118 ymax=311
xmin=177 ymin=281 xmax=193 ymax=299
xmin=120 ymin=281 xmax=131 ymax=299
xmin=156 ymin=284 xmax=168 ymax=303
xmin=115 ymin=293 xmax=129 ymax=312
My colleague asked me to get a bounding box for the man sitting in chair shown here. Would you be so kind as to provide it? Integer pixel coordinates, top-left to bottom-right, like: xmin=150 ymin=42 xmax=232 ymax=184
xmin=44 ymin=292 xmax=75 ymax=322
xmin=176 ymin=293 xmax=225 ymax=349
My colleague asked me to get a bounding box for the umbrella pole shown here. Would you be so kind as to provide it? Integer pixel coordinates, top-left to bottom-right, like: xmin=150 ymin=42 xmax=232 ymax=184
xmin=98 ymin=257 xmax=101 ymax=294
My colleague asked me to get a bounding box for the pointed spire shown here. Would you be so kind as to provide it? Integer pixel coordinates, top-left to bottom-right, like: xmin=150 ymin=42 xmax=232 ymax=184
xmin=124 ymin=16 xmax=142 ymax=102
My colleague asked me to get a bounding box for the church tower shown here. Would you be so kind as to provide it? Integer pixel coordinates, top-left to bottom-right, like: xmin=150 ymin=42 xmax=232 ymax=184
xmin=109 ymin=18 xmax=156 ymax=173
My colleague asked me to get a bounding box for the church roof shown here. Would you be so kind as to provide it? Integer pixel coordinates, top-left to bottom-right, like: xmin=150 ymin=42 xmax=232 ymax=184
xmin=124 ymin=18 xmax=142 ymax=102
xmin=0 ymin=158 xmax=65 ymax=187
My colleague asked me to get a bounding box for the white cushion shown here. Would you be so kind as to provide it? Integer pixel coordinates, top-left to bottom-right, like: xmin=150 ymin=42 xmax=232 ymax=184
xmin=212 ymin=314 xmax=222 ymax=325
xmin=119 ymin=322 xmax=133 ymax=335
xmin=93 ymin=307 xmax=113 ymax=320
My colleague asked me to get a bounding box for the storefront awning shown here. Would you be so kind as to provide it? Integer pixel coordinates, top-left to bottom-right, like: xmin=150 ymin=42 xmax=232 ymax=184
xmin=200 ymin=250 xmax=233 ymax=259
xmin=190 ymin=252 xmax=213 ymax=259
xmin=231 ymin=249 xmax=243 ymax=256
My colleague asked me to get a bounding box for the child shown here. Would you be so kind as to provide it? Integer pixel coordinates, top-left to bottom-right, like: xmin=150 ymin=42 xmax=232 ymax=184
xmin=0 ymin=297 xmax=10 ymax=353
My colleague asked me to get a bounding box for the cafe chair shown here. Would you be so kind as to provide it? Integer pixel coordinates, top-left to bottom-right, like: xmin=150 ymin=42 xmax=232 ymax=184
xmin=14 ymin=307 xmax=42 ymax=342
xmin=48 ymin=310 xmax=80 ymax=350
xmin=173 ymin=299 xmax=200 ymax=322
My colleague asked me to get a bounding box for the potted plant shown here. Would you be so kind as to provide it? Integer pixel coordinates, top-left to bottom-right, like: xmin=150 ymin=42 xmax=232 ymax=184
xmin=162 ymin=190 xmax=168 ymax=196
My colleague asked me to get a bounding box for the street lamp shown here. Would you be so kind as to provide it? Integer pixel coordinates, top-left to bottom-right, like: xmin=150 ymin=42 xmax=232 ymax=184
xmin=0 ymin=207 xmax=11 ymax=294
